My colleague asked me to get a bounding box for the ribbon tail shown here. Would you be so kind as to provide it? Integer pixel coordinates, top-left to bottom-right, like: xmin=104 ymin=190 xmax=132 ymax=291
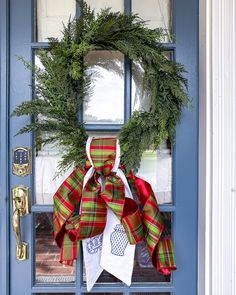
xmin=53 ymin=167 xmax=86 ymax=265
xmin=59 ymin=233 xmax=80 ymax=266
xmin=100 ymin=209 xmax=135 ymax=286
xmin=83 ymin=236 xmax=103 ymax=291
xmin=156 ymin=238 xmax=176 ymax=275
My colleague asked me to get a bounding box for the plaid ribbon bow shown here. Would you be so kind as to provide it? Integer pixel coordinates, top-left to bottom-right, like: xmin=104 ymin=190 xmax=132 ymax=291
xmin=53 ymin=138 xmax=176 ymax=275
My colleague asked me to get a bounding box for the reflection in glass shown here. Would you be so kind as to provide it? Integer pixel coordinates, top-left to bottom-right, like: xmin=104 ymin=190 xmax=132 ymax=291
xmin=133 ymin=213 xmax=171 ymax=282
xmin=132 ymin=61 xmax=150 ymax=112
xmin=132 ymin=52 xmax=172 ymax=112
xmin=137 ymin=144 xmax=172 ymax=204
xmin=132 ymin=51 xmax=172 ymax=205
xmin=34 ymin=52 xmax=74 ymax=204
xmin=35 ymin=150 xmax=73 ymax=204
xmin=84 ymin=51 xmax=124 ymax=124
xmin=36 ymin=0 xmax=76 ymax=42
xmin=86 ymin=0 xmax=124 ymax=13
xmin=132 ymin=0 xmax=172 ymax=42
xmin=35 ymin=213 xmax=76 ymax=284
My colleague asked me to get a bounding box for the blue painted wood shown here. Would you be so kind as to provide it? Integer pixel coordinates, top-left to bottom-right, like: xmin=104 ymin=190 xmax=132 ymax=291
xmin=124 ymin=57 xmax=132 ymax=123
xmin=0 ymin=0 xmax=10 ymax=294
xmin=31 ymin=283 xmax=175 ymax=293
xmin=31 ymin=204 xmax=176 ymax=213
xmin=173 ymin=0 xmax=199 ymax=294
xmin=124 ymin=0 xmax=131 ymax=12
xmin=9 ymin=0 xmax=34 ymax=294
xmin=85 ymin=124 xmax=123 ymax=131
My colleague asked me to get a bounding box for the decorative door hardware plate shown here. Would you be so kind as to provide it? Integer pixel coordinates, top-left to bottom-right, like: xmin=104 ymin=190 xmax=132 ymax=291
xmin=12 ymin=185 xmax=30 ymax=216
xmin=12 ymin=147 xmax=32 ymax=177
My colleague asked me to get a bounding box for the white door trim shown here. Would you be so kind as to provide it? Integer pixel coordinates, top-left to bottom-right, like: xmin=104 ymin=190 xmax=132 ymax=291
xmin=199 ymin=0 xmax=236 ymax=294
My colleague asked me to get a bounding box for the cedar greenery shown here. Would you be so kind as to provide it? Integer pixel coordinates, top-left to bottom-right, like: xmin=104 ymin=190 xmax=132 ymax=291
xmin=13 ymin=1 xmax=189 ymax=173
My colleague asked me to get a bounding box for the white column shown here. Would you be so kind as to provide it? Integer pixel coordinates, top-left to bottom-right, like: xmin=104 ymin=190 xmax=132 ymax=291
xmin=199 ymin=0 xmax=236 ymax=294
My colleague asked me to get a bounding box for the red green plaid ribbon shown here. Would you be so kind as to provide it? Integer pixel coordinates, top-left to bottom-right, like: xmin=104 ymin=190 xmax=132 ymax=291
xmin=53 ymin=138 xmax=176 ymax=274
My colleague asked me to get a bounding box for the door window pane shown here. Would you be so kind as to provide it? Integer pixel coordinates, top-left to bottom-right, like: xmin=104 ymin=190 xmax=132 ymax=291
xmin=84 ymin=51 xmax=124 ymax=124
xmin=132 ymin=52 xmax=173 ymax=205
xmin=35 ymin=213 xmax=76 ymax=284
xmin=86 ymin=0 xmax=124 ymax=13
xmin=132 ymin=0 xmax=173 ymax=42
xmin=34 ymin=51 xmax=75 ymax=204
xmin=35 ymin=0 xmax=76 ymax=42
xmin=132 ymin=61 xmax=150 ymax=113
xmin=132 ymin=52 xmax=173 ymax=112
xmin=137 ymin=146 xmax=172 ymax=204
xmin=35 ymin=149 xmax=73 ymax=204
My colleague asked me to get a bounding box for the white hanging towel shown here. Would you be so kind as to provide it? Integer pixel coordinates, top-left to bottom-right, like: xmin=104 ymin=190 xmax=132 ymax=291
xmin=83 ymin=233 xmax=104 ymax=291
xmin=100 ymin=168 xmax=135 ymax=286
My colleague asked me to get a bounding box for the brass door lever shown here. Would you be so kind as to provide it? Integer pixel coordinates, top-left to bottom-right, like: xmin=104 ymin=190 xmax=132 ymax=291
xmin=12 ymin=186 xmax=30 ymax=261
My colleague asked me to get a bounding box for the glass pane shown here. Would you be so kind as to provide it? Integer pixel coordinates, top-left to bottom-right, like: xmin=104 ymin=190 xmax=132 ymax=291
xmin=132 ymin=52 xmax=173 ymax=205
xmin=36 ymin=0 xmax=76 ymax=42
xmin=34 ymin=52 xmax=73 ymax=204
xmin=35 ymin=294 xmax=75 ymax=295
xmin=132 ymin=61 xmax=150 ymax=113
xmin=35 ymin=148 xmax=73 ymax=204
xmin=84 ymin=51 xmax=124 ymax=124
xmin=132 ymin=0 xmax=173 ymax=42
xmin=133 ymin=213 xmax=171 ymax=282
xmin=35 ymin=213 xmax=76 ymax=284
xmin=132 ymin=51 xmax=172 ymax=112
xmin=137 ymin=145 xmax=172 ymax=204
xmin=86 ymin=0 xmax=124 ymax=13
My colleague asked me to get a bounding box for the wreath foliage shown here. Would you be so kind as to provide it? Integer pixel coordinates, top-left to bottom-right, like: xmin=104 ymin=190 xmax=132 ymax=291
xmin=13 ymin=1 xmax=189 ymax=174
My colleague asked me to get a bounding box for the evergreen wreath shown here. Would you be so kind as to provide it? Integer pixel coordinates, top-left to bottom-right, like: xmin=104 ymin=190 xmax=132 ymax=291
xmin=13 ymin=1 xmax=189 ymax=174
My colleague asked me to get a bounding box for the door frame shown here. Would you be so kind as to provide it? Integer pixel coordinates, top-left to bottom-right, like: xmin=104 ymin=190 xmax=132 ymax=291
xmin=0 ymin=0 xmax=10 ymax=294
xmin=0 ymin=0 xmax=199 ymax=294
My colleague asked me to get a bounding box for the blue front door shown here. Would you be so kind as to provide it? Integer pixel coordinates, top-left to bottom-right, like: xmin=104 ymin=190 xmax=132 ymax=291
xmin=3 ymin=0 xmax=198 ymax=294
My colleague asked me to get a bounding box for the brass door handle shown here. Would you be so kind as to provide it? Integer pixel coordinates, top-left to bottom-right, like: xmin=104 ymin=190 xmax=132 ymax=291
xmin=12 ymin=186 xmax=30 ymax=261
